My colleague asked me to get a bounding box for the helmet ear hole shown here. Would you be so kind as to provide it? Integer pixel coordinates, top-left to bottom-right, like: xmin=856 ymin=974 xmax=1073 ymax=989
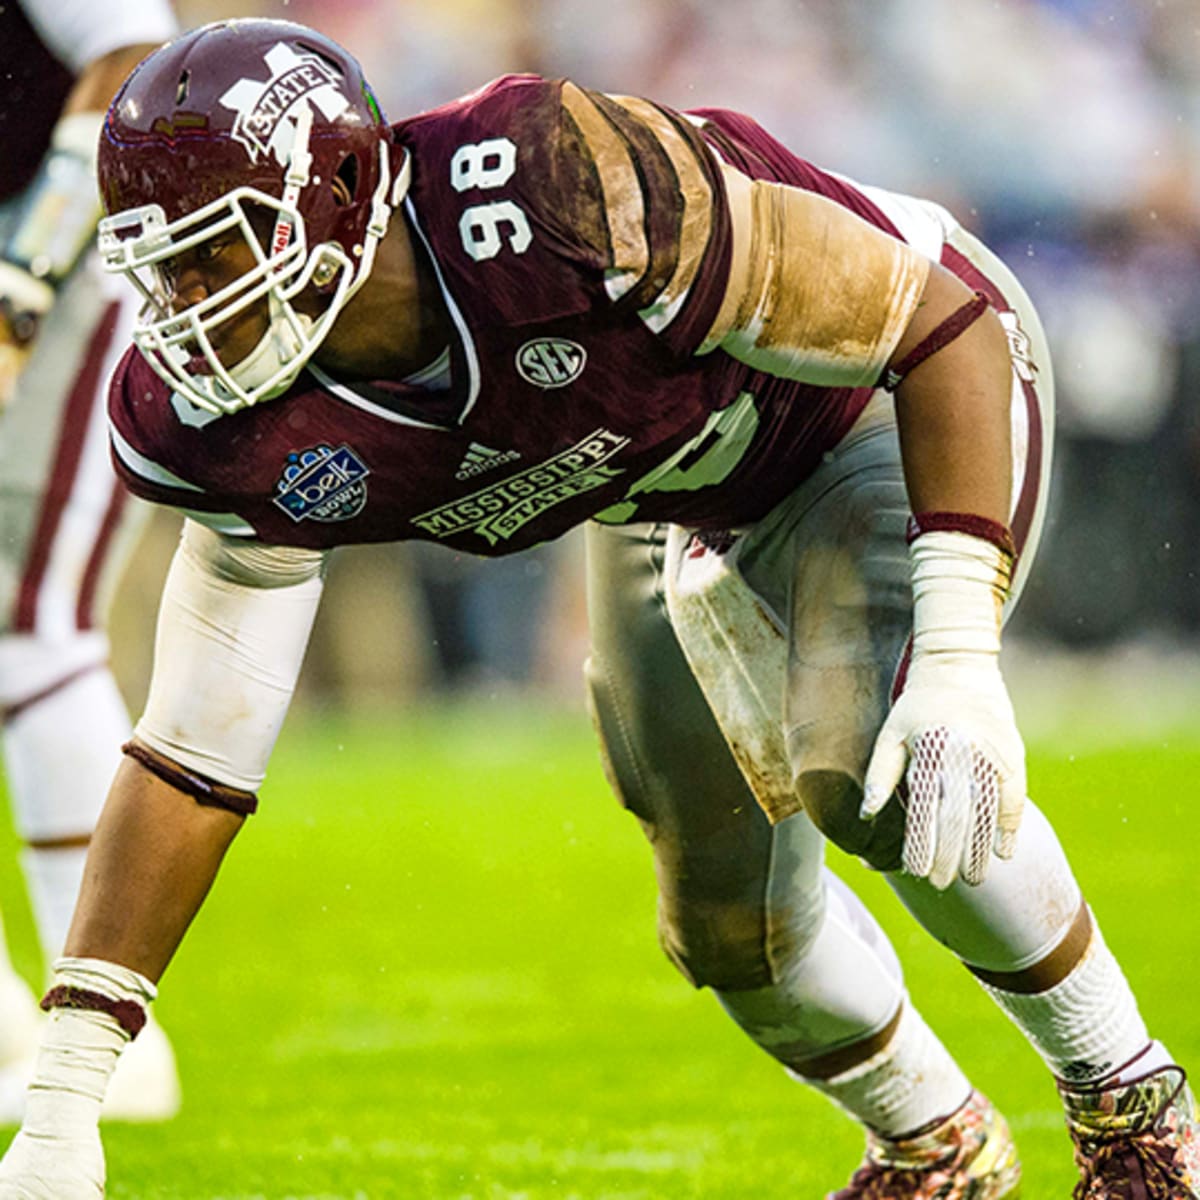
xmin=333 ymin=154 xmax=358 ymax=206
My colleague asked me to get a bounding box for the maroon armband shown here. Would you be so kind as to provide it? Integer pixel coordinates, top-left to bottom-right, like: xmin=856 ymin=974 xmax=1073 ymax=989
xmin=880 ymin=291 xmax=991 ymax=391
xmin=906 ymin=511 xmax=1016 ymax=558
xmin=40 ymin=985 xmax=147 ymax=1040
xmin=122 ymin=740 xmax=259 ymax=816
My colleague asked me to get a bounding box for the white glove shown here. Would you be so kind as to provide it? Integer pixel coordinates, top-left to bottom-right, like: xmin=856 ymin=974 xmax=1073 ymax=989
xmin=0 ymin=1128 xmax=104 ymax=1200
xmin=862 ymin=529 xmax=1025 ymax=889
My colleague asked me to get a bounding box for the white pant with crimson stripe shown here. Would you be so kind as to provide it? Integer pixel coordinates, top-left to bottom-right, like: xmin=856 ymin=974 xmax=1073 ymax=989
xmin=0 ymin=224 xmax=150 ymax=971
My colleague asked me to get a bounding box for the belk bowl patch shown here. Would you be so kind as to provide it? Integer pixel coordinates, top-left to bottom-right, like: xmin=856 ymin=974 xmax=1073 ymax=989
xmin=273 ymin=444 xmax=369 ymax=523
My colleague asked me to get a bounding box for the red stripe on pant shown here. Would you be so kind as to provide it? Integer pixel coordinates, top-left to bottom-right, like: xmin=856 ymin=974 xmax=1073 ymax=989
xmin=75 ymin=478 xmax=129 ymax=630
xmin=14 ymin=301 xmax=121 ymax=633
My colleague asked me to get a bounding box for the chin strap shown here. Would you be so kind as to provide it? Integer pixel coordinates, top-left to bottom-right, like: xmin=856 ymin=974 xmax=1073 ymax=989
xmin=344 ymin=139 xmax=402 ymax=306
xmin=226 ymin=301 xmax=314 ymax=395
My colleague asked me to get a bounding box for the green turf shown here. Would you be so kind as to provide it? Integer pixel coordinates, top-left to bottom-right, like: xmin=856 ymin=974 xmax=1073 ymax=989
xmin=1 ymin=703 xmax=1198 ymax=1198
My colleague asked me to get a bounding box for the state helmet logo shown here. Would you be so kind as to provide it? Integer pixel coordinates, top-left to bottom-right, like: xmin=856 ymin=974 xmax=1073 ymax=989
xmin=219 ymin=42 xmax=350 ymax=166
xmin=515 ymin=338 xmax=587 ymax=389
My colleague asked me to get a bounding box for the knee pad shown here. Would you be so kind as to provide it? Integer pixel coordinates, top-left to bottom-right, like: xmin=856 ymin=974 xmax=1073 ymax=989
xmin=796 ymin=768 xmax=905 ymax=872
xmin=658 ymin=812 xmax=826 ymax=992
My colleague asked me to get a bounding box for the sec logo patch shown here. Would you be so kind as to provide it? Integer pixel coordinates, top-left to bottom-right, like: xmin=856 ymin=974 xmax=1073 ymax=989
xmin=515 ymin=338 xmax=587 ymax=388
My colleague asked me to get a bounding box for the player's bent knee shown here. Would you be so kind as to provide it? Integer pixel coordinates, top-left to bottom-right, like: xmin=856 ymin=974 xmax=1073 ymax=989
xmin=658 ymin=894 xmax=778 ymax=992
xmin=585 ymin=659 xmax=777 ymax=990
xmin=583 ymin=655 xmax=656 ymax=825
xmin=796 ymin=769 xmax=905 ymax=871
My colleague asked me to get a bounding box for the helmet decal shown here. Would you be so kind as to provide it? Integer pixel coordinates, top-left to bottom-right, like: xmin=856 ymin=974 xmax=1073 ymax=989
xmin=220 ymin=43 xmax=350 ymax=167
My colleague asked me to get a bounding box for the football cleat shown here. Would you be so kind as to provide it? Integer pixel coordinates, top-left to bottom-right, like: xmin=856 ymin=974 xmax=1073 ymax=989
xmin=828 ymin=1089 xmax=1022 ymax=1199
xmin=1061 ymin=1063 xmax=1200 ymax=1198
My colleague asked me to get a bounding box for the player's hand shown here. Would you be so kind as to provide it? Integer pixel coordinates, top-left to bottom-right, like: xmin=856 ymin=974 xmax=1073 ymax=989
xmin=861 ymin=527 xmax=1025 ymax=890
xmin=0 ymin=1127 xmax=104 ymax=1199
xmin=862 ymin=650 xmax=1025 ymax=889
xmin=0 ymin=262 xmax=54 ymax=413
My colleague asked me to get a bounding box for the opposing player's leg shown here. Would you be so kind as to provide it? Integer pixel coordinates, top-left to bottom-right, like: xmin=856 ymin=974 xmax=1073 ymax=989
xmin=0 ymin=915 xmax=41 ymax=1125
xmin=0 ymin=251 xmax=180 ymax=1124
xmin=585 ymin=520 xmax=1019 ymax=1198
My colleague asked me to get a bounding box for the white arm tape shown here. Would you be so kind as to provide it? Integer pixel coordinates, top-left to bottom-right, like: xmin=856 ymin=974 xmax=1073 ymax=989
xmin=134 ymin=521 xmax=329 ymax=792
xmin=700 ymin=163 xmax=929 ymax=386
xmin=910 ymin=531 xmax=1010 ymax=660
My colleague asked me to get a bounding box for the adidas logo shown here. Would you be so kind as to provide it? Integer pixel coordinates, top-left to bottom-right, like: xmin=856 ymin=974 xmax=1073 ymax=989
xmin=455 ymin=442 xmax=521 ymax=481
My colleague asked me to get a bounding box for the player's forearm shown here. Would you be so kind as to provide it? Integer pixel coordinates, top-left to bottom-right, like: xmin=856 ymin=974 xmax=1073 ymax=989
xmin=64 ymin=753 xmax=245 ymax=982
xmin=890 ymin=265 xmax=1013 ymax=527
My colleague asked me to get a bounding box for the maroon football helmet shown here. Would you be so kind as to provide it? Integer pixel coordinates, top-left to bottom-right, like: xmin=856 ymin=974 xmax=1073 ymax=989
xmin=97 ymin=19 xmax=407 ymax=413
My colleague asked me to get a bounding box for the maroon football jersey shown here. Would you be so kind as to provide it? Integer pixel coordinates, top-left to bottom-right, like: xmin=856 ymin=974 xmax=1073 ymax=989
xmin=110 ymin=75 xmax=918 ymax=557
xmin=0 ymin=3 xmax=75 ymax=204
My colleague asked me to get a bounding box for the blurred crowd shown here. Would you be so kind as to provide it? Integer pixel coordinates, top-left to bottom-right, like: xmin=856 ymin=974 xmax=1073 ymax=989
xmin=121 ymin=0 xmax=1200 ymax=706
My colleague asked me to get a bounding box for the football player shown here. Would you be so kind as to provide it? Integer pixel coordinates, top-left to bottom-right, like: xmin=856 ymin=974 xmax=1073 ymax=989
xmin=0 ymin=0 xmax=181 ymax=1124
xmin=1 ymin=18 xmax=1194 ymax=1198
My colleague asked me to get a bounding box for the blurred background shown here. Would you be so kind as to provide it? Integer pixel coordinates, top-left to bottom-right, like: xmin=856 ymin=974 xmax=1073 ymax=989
xmin=111 ymin=0 xmax=1200 ymax=734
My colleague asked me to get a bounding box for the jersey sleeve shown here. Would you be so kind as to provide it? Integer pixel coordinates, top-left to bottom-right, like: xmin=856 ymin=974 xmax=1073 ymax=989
xmin=107 ymin=348 xmax=257 ymax=536
xmin=552 ymin=83 xmax=734 ymax=358
xmin=405 ymin=75 xmax=733 ymax=356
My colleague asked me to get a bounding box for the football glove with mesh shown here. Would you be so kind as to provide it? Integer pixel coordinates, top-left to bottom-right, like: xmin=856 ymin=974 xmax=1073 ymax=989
xmin=862 ymin=529 xmax=1025 ymax=889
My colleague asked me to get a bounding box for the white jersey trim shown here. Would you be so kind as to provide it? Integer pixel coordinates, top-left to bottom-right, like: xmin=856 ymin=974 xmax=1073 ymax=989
xmin=405 ymin=197 xmax=482 ymax=423
xmin=307 ymin=364 xmax=448 ymax=430
xmin=108 ymin=422 xmax=204 ymax=493
xmin=829 ymin=171 xmax=953 ymax=264
xmin=180 ymin=510 xmax=257 ymax=538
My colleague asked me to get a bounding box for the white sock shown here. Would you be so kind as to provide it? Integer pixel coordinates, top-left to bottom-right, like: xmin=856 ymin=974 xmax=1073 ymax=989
xmin=717 ymin=867 xmax=906 ymax=1067
xmin=979 ymin=926 xmax=1149 ymax=1085
xmin=797 ymin=1001 xmax=971 ymax=1137
xmin=20 ymin=847 xmax=89 ymax=967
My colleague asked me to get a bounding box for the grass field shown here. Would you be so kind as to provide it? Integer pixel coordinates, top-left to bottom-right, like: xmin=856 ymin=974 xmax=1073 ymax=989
xmin=1 ymin=696 xmax=1199 ymax=1198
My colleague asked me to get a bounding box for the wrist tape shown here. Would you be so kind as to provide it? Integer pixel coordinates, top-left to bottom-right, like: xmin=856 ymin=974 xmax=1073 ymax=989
xmin=40 ymin=957 xmax=157 ymax=1042
xmin=909 ymin=528 xmax=1013 ymax=660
